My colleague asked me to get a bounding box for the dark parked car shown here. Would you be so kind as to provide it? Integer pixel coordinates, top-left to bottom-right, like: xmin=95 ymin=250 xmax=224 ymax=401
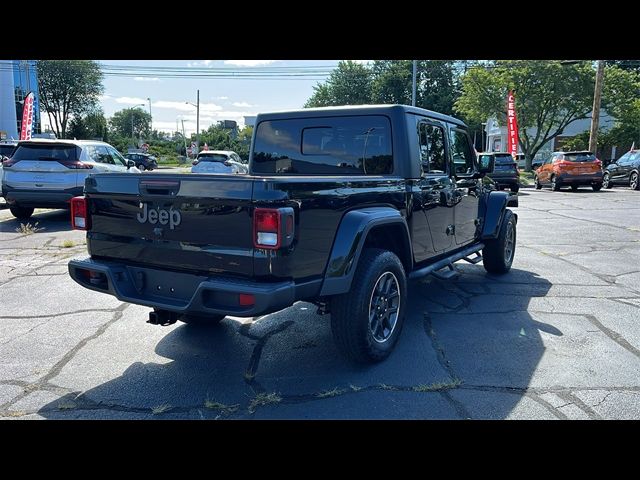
xmin=125 ymin=152 xmax=158 ymax=171
xmin=603 ymin=149 xmax=640 ymax=190
xmin=68 ymin=104 xmax=517 ymax=364
xmin=478 ymin=152 xmax=520 ymax=192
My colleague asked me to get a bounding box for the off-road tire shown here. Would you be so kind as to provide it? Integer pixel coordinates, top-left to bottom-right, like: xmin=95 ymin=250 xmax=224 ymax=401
xmin=10 ymin=206 xmax=34 ymax=221
xmin=330 ymin=248 xmax=407 ymax=363
xmin=483 ymin=209 xmax=516 ymax=274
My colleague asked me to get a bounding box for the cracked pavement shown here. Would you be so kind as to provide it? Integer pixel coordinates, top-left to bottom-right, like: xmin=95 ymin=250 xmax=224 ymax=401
xmin=0 ymin=186 xmax=639 ymax=420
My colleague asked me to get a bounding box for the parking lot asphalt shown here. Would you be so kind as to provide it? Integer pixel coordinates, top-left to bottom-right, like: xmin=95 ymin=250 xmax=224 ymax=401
xmin=0 ymin=186 xmax=639 ymax=419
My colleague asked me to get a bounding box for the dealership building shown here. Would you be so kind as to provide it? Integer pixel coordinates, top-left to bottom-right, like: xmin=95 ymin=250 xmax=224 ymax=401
xmin=0 ymin=60 xmax=41 ymax=140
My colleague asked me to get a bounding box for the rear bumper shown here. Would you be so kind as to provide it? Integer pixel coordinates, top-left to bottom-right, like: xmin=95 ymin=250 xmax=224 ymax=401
xmin=489 ymin=174 xmax=519 ymax=185
xmin=3 ymin=186 xmax=83 ymax=208
xmin=68 ymin=257 xmax=316 ymax=317
xmin=557 ymin=172 xmax=603 ymax=184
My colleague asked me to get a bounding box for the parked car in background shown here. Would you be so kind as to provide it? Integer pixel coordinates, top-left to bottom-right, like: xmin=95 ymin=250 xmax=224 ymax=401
xmin=603 ymin=149 xmax=640 ymax=190
xmin=1 ymin=139 xmax=140 ymax=220
xmin=124 ymin=152 xmax=158 ymax=171
xmin=534 ymin=151 xmax=603 ymax=191
xmin=191 ymin=150 xmax=248 ymax=174
xmin=478 ymin=152 xmax=520 ymax=192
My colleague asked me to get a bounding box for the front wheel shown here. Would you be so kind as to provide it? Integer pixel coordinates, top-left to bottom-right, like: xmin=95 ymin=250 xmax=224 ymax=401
xmin=330 ymin=248 xmax=407 ymax=363
xmin=138 ymin=164 xmax=146 ymax=171
xmin=592 ymin=183 xmax=602 ymax=192
xmin=483 ymin=209 xmax=516 ymax=274
xmin=551 ymin=175 xmax=561 ymax=191
xmin=534 ymin=176 xmax=542 ymax=190
xmin=10 ymin=206 xmax=34 ymax=220
xmin=631 ymin=172 xmax=640 ymax=190
xmin=603 ymin=173 xmax=612 ymax=189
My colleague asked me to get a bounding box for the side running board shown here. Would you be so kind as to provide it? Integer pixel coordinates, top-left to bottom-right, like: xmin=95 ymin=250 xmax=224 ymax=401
xmin=409 ymin=243 xmax=485 ymax=281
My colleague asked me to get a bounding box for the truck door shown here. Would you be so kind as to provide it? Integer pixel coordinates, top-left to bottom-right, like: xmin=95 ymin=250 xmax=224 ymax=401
xmin=449 ymin=127 xmax=480 ymax=246
xmin=416 ymin=120 xmax=455 ymax=253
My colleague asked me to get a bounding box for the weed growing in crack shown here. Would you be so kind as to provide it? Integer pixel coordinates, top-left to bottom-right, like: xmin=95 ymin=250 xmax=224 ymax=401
xmin=412 ymin=379 xmax=463 ymax=392
xmin=57 ymin=400 xmax=77 ymax=410
xmin=204 ymin=399 xmax=239 ymax=414
xmin=151 ymin=403 xmax=172 ymax=414
xmin=16 ymin=222 xmax=42 ymax=235
xmin=316 ymin=387 xmax=346 ymax=398
xmin=248 ymin=392 xmax=282 ymax=413
xmin=379 ymin=383 xmax=396 ymax=390
xmin=350 ymin=384 xmax=362 ymax=392
xmin=61 ymin=240 xmax=76 ymax=248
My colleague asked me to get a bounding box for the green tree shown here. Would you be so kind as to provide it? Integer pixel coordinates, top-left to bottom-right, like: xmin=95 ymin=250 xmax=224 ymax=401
xmin=455 ymin=60 xmax=596 ymax=171
xmin=36 ymin=60 xmax=104 ymax=139
xmin=304 ymin=61 xmax=372 ymax=107
xmin=67 ymin=107 xmax=108 ymax=140
xmin=109 ymin=108 xmax=152 ymax=140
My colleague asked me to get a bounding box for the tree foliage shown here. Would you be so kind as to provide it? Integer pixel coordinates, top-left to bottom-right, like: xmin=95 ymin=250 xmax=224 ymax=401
xmin=305 ymin=61 xmax=372 ymax=107
xmin=36 ymin=60 xmax=104 ymax=139
xmin=67 ymin=107 xmax=107 ymax=141
xmin=109 ymin=108 xmax=152 ymax=139
xmin=455 ymin=60 xmax=596 ymax=170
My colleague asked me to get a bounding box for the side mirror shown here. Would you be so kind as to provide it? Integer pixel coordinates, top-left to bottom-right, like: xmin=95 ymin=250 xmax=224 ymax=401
xmin=478 ymin=155 xmax=495 ymax=175
xmin=192 ymin=160 xmax=198 ymax=166
xmin=126 ymin=160 xmax=136 ymax=169
xmin=532 ymin=162 xmax=542 ymax=170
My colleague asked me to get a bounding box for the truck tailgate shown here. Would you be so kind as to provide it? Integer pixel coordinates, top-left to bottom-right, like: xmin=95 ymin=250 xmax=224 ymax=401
xmin=85 ymin=173 xmax=254 ymax=277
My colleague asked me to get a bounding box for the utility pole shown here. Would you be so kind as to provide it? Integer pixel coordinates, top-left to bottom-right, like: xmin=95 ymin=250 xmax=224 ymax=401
xmin=181 ymin=119 xmax=187 ymax=158
xmin=147 ymin=98 xmax=152 ymax=134
xmin=412 ymin=60 xmax=417 ymax=107
xmin=589 ymin=60 xmax=605 ymax=154
xmin=196 ymin=89 xmax=200 ymax=154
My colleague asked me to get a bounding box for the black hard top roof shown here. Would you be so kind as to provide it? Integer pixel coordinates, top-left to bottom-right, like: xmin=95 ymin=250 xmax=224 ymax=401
xmin=255 ymin=104 xmax=467 ymax=128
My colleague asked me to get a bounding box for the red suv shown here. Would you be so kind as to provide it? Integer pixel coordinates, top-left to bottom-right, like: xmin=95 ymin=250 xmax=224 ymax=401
xmin=534 ymin=151 xmax=603 ymax=191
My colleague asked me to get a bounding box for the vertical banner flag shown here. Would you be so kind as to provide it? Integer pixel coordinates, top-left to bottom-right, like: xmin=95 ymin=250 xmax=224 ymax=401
xmin=506 ymin=90 xmax=519 ymax=160
xmin=20 ymin=92 xmax=35 ymax=141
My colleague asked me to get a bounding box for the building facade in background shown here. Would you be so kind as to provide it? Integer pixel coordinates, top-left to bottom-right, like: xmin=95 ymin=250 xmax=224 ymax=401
xmin=0 ymin=60 xmax=41 ymax=140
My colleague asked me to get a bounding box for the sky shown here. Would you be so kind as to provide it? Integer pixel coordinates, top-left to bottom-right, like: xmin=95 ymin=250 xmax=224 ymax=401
xmin=41 ymin=60 xmax=359 ymax=136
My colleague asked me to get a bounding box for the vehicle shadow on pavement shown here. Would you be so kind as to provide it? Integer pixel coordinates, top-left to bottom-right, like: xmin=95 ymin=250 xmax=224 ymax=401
xmin=37 ymin=267 xmax=557 ymax=419
xmin=0 ymin=209 xmax=72 ymax=234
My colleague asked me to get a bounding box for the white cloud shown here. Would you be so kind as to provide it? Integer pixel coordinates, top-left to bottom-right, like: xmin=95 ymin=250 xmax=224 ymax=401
xmin=231 ymin=101 xmax=254 ymax=108
xmin=99 ymin=94 xmax=113 ymax=101
xmin=134 ymin=77 xmax=160 ymax=82
xmin=215 ymin=96 xmax=229 ymax=100
xmin=352 ymin=60 xmax=373 ymax=65
xmin=224 ymin=60 xmax=276 ymax=67
xmin=187 ymin=60 xmax=214 ymax=67
xmin=114 ymin=96 xmax=147 ymax=105
xmin=151 ymin=100 xmax=223 ymax=114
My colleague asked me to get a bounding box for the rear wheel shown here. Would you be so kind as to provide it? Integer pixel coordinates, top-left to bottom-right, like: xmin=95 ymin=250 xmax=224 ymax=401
xmin=631 ymin=172 xmax=639 ymax=190
xmin=551 ymin=175 xmax=561 ymax=191
xmin=511 ymin=184 xmax=520 ymax=193
xmin=534 ymin=176 xmax=542 ymax=190
xmin=592 ymin=183 xmax=602 ymax=192
xmin=603 ymin=173 xmax=612 ymax=189
xmin=571 ymin=184 xmax=579 ymax=191
xmin=10 ymin=206 xmax=34 ymax=221
xmin=331 ymin=248 xmax=407 ymax=363
xmin=178 ymin=314 xmax=225 ymax=326
xmin=483 ymin=209 xmax=516 ymax=274
xmin=138 ymin=164 xmax=146 ymax=171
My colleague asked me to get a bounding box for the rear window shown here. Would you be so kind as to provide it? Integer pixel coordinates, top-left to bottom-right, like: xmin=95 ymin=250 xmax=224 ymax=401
xmin=252 ymin=115 xmax=393 ymax=175
xmin=564 ymin=152 xmax=596 ymax=162
xmin=12 ymin=144 xmax=79 ymax=161
xmin=494 ymin=154 xmax=515 ymax=164
xmin=198 ymin=154 xmax=228 ymax=162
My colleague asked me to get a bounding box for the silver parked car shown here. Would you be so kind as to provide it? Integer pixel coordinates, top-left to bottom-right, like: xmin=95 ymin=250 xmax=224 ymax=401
xmin=1 ymin=139 xmax=140 ymax=220
xmin=191 ymin=150 xmax=248 ymax=174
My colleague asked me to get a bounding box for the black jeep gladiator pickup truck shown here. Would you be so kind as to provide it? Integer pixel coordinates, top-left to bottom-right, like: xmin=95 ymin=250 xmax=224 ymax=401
xmin=68 ymin=105 xmax=517 ymax=363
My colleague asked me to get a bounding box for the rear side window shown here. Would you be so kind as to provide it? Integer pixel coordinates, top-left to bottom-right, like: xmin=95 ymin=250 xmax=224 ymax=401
xmin=449 ymin=129 xmax=475 ymax=174
xmin=12 ymin=144 xmax=79 ymax=161
xmin=0 ymin=145 xmax=16 ymax=157
xmin=418 ymin=122 xmax=447 ymax=174
xmin=198 ymin=154 xmax=228 ymax=162
xmin=252 ymin=115 xmax=393 ymax=175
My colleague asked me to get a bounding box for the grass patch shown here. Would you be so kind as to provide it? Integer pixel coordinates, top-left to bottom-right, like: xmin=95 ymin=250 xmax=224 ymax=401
xmin=151 ymin=403 xmax=172 ymax=414
xmin=15 ymin=222 xmax=42 ymax=235
xmin=204 ymin=399 xmax=239 ymax=414
xmin=519 ymin=171 xmax=535 ymax=186
xmin=4 ymin=410 xmax=27 ymax=418
xmin=61 ymin=239 xmax=76 ymax=248
xmin=248 ymin=392 xmax=282 ymax=413
xmin=316 ymin=387 xmax=346 ymax=398
xmin=412 ymin=379 xmax=462 ymax=393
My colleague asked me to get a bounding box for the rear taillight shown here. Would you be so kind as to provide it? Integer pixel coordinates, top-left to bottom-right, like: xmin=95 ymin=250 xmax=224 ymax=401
xmin=253 ymin=207 xmax=295 ymax=250
xmin=2 ymin=158 xmax=19 ymax=167
xmin=71 ymin=196 xmax=90 ymax=230
xmin=594 ymin=159 xmax=602 ymax=168
xmin=58 ymin=159 xmax=93 ymax=169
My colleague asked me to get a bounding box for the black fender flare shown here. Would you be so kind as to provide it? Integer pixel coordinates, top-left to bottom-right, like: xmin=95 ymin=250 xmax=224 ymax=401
xmin=319 ymin=207 xmax=412 ymax=296
xmin=481 ymin=191 xmax=517 ymax=240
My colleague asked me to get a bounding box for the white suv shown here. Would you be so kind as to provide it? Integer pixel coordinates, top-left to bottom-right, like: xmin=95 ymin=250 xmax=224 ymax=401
xmin=1 ymin=139 xmax=140 ymax=220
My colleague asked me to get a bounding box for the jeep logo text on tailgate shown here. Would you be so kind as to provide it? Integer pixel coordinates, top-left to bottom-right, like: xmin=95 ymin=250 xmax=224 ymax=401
xmin=136 ymin=203 xmax=181 ymax=230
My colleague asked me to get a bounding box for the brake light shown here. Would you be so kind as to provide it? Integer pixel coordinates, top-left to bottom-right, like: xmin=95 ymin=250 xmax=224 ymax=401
xmin=254 ymin=208 xmax=280 ymax=249
xmin=71 ymin=196 xmax=90 ymax=230
xmin=594 ymin=159 xmax=602 ymax=167
xmin=58 ymin=159 xmax=93 ymax=169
